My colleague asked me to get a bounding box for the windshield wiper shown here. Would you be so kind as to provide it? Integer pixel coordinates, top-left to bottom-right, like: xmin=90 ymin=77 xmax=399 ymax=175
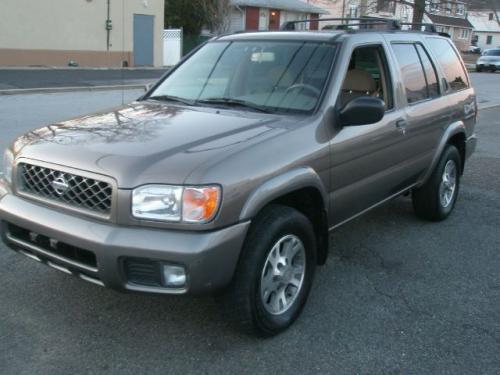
xmin=196 ymin=97 xmax=272 ymax=113
xmin=148 ymin=95 xmax=196 ymax=106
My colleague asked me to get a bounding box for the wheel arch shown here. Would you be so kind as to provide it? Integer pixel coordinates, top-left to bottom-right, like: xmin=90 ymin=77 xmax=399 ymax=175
xmin=419 ymin=121 xmax=467 ymax=185
xmin=239 ymin=168 xmax=329 ymax=265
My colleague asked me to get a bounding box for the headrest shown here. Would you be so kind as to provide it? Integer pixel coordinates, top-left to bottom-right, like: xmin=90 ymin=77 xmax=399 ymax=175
xmin=342 ymin=69 xmax=376 ymax=92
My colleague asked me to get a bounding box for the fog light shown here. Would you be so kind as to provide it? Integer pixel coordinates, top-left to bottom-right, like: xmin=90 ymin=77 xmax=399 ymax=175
xmin=162 ymin=264 xmax=186 ymax=288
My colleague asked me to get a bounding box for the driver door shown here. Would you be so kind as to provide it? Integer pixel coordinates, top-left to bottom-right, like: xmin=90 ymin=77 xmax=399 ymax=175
xmin=329 ymin=40 xmax=410 ymax=226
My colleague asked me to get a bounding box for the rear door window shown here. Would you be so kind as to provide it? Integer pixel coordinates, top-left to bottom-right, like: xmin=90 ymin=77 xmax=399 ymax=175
xmin=391 ymin=43 xmax=428 ymax=104
xmin=426 ymin=37 xmax=469 ymax=92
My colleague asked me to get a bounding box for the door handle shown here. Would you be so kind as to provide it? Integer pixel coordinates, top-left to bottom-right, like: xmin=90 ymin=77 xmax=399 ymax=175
xmin=395 ymin=119 xmax=408 ymax=134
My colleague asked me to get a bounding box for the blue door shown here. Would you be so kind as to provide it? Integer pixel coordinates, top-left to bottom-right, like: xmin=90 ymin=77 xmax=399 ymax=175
xmin=133 ymin=14 xmax=154 ymax=66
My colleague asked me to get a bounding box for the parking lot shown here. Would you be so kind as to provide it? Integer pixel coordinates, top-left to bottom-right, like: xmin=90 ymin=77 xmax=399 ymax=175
xmin=1 ymin=73 xmax=500 ymax=374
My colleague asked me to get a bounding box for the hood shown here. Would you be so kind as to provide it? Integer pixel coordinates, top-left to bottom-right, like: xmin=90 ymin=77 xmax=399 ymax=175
xmin=12 ymin=101 xmax=288 ymax=188
xmin=479 ymin=55 xmax=500 ymax=62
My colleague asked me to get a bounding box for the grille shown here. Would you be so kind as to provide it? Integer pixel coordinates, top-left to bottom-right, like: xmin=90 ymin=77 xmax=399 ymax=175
xmin=17 ymin=163 xmax=113 ymax=214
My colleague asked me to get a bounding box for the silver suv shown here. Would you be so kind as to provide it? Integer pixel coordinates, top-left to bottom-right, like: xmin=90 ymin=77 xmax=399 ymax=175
xmin=0 ymin=19 xmax=477 ymax=336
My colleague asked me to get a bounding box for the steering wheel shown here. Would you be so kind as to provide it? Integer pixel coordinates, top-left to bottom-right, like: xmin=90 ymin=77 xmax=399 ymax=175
xmin=285 ymin=83 xmax=321 ymax=97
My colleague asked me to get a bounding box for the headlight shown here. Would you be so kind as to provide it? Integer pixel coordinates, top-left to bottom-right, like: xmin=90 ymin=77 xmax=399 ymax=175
xmin=2 ymin=149 xmax=14 ymax=184
xmin=132 ymin=185 xmax=221 ymax=223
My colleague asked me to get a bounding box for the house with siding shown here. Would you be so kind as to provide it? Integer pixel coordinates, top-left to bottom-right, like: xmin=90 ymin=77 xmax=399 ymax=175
xmin=229 ymin=0 xmax=329 ymax=32
xmin=424 ymin=0 xmax=474 ymax=51
xmin=468 ymin=10 xmax=500 ymax=50
xmin=308 ymin=0 xmax=415 ymax=26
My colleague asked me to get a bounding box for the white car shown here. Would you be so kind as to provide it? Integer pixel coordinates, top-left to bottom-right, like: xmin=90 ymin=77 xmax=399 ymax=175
xmin=476 ymin=48 xmax=500 ymax=72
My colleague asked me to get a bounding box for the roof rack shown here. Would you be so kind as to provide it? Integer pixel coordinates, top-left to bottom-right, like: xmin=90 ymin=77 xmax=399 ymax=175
xmin=281 ymin=17 xmax=450 ymax=37
xmin=281 ymin=17 xmax=401 ymax=31
xmin=399 ymin=22 xmax=436 ymax=32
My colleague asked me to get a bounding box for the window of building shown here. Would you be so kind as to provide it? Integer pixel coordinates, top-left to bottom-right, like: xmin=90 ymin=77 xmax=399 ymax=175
xmin=430 ymin=0 xmax=440 ymax=12
xmin=348 ymin=5 xmax=359 ymax=18
xmin=436 ymin=25 xmax=450 ymax=34
xmin=459 ymin=28 xmax=470 ymax=39
xmin=489 ymin=13 xmax=494 ymax=21
xmin=486 ymin=35 xmax=493 ymax=44
xmin=392 ymin=44 xmax=431 ymax=104
xmin=377 ymin=0 xmax=395 ymax=14
xmin=445 ymin=2 xmax=452 ymax=13
xmin=426 ymin=37 xmax=469 ymax=92
xmin=456 ymin=3 xmax=465 ymax=15
xmin=340 ymin=46 xmax=393 ymax=110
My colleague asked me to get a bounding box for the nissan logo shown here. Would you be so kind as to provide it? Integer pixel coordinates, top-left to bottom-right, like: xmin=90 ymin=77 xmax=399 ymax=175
xmin=51 ymin=175 xmax=69 ymax=196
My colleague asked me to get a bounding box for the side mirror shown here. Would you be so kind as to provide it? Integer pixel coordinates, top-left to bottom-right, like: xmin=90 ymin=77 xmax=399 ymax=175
xmin=339 ymin=96 xmax=385 ymax=126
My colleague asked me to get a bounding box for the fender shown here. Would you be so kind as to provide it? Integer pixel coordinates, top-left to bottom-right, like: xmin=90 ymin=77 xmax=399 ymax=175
xmin=239 ymin=167 xmax=328 ymax=221
xmin=418 ymin=120 xmax=466 ymax=186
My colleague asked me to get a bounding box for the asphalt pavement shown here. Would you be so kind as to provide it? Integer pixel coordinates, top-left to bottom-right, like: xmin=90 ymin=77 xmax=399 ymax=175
xmin=0 ymin=81 xmax=500 ymax=374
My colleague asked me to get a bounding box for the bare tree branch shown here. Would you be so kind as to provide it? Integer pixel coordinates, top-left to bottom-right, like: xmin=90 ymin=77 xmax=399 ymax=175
xmin=202 ymin=0 xmax=232 ymax=34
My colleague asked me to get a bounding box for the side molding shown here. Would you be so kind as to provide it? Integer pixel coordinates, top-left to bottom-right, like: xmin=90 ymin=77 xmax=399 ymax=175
xmin=239 ymin=167 xmax=328 ymax=221
xmin=418 ymin=120 xmax=466 ymax=185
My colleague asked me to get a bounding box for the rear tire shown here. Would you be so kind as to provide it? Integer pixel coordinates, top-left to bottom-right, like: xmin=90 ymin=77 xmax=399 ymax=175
xmin=218 ymin=204 xmax=316 ymax=336
xmin=412 ymin=145 xmax=461 ymax=221
xmin=476 ymin=66 xmax=483 ymax=72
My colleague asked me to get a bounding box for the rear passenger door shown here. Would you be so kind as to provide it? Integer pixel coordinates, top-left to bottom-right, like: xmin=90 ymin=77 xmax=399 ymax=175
xmin=387 ymin=38 xmax=451 ymax=183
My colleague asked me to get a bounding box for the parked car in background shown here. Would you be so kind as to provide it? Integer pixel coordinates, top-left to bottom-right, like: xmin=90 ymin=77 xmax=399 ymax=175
xmin=476 ymin=48 xmax=500 ymax=72
xmin=467 ymin=45 xmax=481 ymax=54
xmin=0 ymin=19 xmax=477 ymax=336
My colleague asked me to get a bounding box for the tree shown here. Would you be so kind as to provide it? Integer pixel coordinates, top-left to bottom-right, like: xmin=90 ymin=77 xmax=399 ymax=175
xmin=202 ymin=0 xmax=232 ymax=34
xmin=164 ymin=0 xmax=207 ymax=35
xmin=164 ymin=0 xmax=232 ymax=36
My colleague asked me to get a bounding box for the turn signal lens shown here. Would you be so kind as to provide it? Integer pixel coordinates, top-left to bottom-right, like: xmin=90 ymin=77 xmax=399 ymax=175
xmin=182 ymin=186 xmax=221 ymax=223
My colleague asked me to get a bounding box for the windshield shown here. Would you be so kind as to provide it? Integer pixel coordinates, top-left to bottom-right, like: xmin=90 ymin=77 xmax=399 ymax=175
xmin=148 ymin=41 xmax=336 ymax=113
xmin=483 ymin=49 xmax=500 ymax=56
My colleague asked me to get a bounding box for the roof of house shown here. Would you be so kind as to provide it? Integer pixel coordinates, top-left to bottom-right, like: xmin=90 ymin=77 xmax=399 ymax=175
xmin=427 ymin=14 xmax=474 ymax=28
xmin=231 ymin=0 xmax=329 ymax=15
xmin=468 ymin=11 xmax=500 ymax=32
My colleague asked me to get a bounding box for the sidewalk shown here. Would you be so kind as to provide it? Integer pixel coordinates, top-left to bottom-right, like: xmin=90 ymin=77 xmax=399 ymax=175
xmin=0 ymin=67 xmax=167 ymax=93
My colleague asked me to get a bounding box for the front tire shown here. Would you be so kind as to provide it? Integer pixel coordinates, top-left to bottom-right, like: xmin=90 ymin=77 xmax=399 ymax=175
xmin=412 ymin=145 xmax=461 ymax=221
xmin=219 ymin=204 xmax=316 ymax=336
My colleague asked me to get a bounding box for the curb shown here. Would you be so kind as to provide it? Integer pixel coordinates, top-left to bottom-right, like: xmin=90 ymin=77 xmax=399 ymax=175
xmin=478 ymin=103 xmax=500 ymax=111
xmin=0 ymin=84 xmax=148 ymax=96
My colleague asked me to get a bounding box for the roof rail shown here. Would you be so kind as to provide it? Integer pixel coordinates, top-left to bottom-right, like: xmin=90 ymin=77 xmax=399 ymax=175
xmin=281 ymin=17 xmax=401 ymax=31
xmin=280 ymin=17 xmax=449 ymax=37
xmin=398 ymin=22 xmax=436 ymax=32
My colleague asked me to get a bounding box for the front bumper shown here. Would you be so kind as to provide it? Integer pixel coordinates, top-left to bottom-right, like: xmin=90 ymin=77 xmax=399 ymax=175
xmin=0 ymin=190 xmax=249 ymax=294
xmin=476 ymin=62 xmax=500 ymax=70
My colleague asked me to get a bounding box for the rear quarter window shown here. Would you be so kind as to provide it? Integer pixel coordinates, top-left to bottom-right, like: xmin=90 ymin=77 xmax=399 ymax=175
xmin=426 ymin=38 xmax=469 ymax=92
